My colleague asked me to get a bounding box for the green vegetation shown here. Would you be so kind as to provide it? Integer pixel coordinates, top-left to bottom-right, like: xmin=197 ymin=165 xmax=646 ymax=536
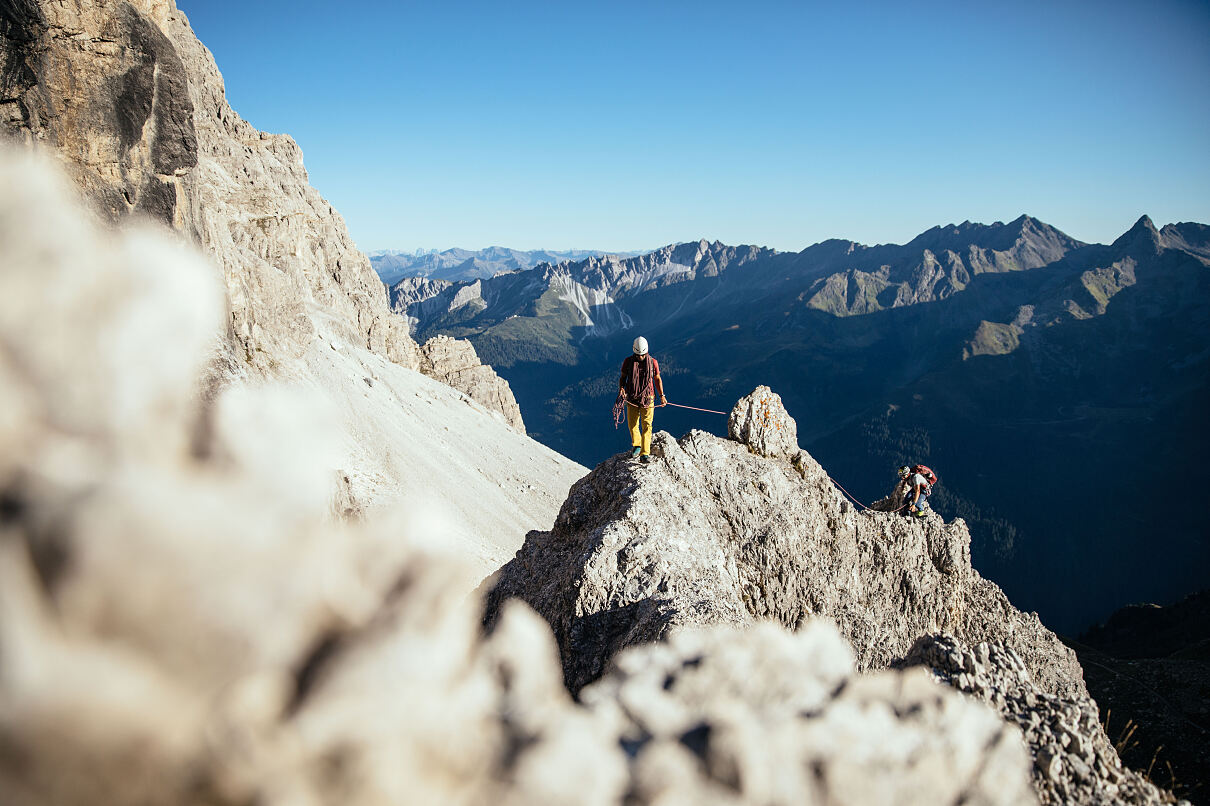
xmin=963 ymin=320 xmax=1020 ymax=358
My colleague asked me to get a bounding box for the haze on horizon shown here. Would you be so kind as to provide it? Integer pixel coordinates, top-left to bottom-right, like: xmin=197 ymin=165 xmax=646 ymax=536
xmin=179 ymin=0 xmax=1210 ymax=254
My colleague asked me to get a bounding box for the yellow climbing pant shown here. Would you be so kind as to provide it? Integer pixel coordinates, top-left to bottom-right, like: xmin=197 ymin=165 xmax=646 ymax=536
xmin=627 ymin=403 xmax=655 ymax=455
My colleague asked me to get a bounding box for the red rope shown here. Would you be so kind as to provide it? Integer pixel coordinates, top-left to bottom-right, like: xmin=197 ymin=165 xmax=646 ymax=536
xmin=661 ymin=401 xmax=727 ymax=415
xmin=615 ymin=395 xmax=908 ymax=514
xmin=615 ymin=398 xmax=727 ymax=424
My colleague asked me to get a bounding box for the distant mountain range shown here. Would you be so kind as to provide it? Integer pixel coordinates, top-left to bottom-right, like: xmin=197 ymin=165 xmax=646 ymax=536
xmin=369 ymin=246 xmax=643 ymax=285
xmin=397 ymin=215 xmax=1210 ymax=634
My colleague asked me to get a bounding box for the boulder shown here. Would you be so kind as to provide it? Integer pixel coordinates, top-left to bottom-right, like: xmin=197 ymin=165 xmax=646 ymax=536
xmin=727 ymin=385 xmax=799 ymax=458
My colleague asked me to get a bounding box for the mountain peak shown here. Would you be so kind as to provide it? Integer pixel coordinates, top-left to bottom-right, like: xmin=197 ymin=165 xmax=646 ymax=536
xmin=1133 ymin=214 xmax=1157 ymax=231
xmin=1111 ymin=214 xmax=1163 ymax=255
xmin=904 ymin=215 xmax=1078 ymax=259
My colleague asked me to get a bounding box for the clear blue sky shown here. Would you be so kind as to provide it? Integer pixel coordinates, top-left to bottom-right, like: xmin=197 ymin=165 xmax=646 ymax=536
xmin=177 ymin=0 xmax=1209 ymax=253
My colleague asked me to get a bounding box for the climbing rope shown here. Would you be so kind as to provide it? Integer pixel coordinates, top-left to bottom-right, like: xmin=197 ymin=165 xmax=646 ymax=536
xmin=827 ymin=474 xmax=906 ymax=514
xmin=613 ymin=395 xmax=908 ymax=515
xmin=661 ymin=401 xmax=727 ymax=415
xmin=614 ymin=396 xmax=727 ymax=428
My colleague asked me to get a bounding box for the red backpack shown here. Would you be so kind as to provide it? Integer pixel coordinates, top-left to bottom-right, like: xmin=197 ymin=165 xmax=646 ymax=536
xmin=912 ymin=464 xmax=939 ymax=488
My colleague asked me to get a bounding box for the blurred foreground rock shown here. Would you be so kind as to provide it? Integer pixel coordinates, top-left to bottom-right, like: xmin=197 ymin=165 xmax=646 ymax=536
xmin=581 ymin=621 xmax=1037 ymax=806
xmin=0 ymin=146 xmax=1053 ymax=806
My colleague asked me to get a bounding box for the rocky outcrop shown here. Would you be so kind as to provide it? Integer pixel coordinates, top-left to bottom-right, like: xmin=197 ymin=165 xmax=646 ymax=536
xmin=727 ymin=385 xmax=798 ymax=458
xmin=419 ymin=335 xmax=526 ymax=432
xmin=0 ymin=0 xmax=418 ymax=377
xmin=0 ymin=147 xmax=1046 ymax=806
xmin=902 ymin=634 xmax=1179 ymax=806
xmin=484 ymin=389 xmax=1086 ymax=702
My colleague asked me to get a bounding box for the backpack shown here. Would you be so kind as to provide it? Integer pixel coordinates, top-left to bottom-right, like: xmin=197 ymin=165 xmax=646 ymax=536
xmin=912 ymin=464 xmax=939 ymax=489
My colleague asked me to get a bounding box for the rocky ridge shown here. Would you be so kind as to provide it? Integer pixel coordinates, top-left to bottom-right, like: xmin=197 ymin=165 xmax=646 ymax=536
xmin=1 ymin=147 xmax=1052 ymax=806
xmin=485 ymin=386 xmax=1087 ymax=702
xmin=396 ymin=240 xmax=780 ymax=344
xmin=484 ymin=386 xmax=1186 ymax=804
xmin=371 ymin=246 xmax=633 ymax=285
xmin=803 ymin=214 xmax=1085 ymax=315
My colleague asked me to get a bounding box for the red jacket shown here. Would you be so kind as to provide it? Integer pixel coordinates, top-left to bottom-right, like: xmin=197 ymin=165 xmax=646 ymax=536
xmin=619 ymin=354 xmax=663 ymax=407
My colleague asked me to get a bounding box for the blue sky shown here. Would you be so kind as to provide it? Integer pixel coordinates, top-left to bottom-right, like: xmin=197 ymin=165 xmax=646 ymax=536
xmin=178 ymin=0 xmax=1209 ymax=252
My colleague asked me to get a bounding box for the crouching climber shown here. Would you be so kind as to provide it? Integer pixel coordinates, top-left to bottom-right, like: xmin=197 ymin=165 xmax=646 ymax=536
xmin=894 ymin=464 xmax=938 ymax=518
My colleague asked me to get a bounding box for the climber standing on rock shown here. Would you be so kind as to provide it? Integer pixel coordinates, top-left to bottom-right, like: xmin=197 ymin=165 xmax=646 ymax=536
xmin=618 ymin=336 xmax=666 ymax=464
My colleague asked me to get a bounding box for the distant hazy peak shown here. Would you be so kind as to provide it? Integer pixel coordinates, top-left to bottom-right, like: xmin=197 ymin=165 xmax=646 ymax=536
xmin=370 ymin=246 xmax=636 ymax=284
xmin=902 ymin=214 xmax=1083 ymax=256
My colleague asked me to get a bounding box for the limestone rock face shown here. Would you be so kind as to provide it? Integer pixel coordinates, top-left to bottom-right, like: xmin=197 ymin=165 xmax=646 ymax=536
xmin=728 ymin=385 xmax=799 ymax=458
xmin=485 ymin=393 xmax=1086 ymax=701
xmin=0 ymin=148 xmax=1042 ymax=806
xmin=0 ymin=0 xmax=419 ymax=377
xmin=903 ymin=635 xmax=1177 ymax=806
xmin=389 ymin=275 xmax=453 ymax=331
xmin=419 ymin=335 xmax=526 ymax=432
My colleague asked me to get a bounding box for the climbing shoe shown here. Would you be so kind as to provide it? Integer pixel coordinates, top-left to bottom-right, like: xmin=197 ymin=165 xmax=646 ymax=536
xmin=640 ymin=454 xmax=652 ymax=464
xmin=911 ymin=509 xmax=927 ymax=518
xmin=630 ymin=446 xmax=642 ymax=459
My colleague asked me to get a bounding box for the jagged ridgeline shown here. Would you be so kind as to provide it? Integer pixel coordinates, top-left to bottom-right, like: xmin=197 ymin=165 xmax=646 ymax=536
xmin=401 ymin=221 xmax=1210 ymax=634
xmin=483 ymin=388 xmax=1178 ymax=805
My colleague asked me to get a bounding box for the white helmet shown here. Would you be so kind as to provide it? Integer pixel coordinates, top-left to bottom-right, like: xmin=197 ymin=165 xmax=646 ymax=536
xmin=632 ymin=336 xmax=649 ymax=355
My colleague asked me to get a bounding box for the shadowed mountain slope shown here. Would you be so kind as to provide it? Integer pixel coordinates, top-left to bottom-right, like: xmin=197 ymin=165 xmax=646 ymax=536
xmin=413 ymin=216 xmax=1210 ymax=634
